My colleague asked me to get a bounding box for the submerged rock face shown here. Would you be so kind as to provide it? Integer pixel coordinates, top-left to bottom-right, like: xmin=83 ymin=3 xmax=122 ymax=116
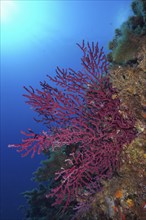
xmin=110 ymin=37 xmax=146 ymax=124
xmin=108 ymin=37 xmax=146 ymax=220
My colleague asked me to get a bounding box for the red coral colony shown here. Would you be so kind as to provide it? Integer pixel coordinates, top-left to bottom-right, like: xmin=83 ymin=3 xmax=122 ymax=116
xmin=9 ymin=41 xmax=137 ymax=213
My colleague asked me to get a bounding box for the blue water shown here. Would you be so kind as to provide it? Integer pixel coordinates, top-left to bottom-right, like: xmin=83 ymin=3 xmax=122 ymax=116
xmin=1 ymin=1 xmax=132 ymax=219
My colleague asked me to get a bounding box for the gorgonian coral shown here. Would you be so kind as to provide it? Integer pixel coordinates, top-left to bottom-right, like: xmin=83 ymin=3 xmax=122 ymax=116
xmin=9 ymin=41 xmax=137 ymax=208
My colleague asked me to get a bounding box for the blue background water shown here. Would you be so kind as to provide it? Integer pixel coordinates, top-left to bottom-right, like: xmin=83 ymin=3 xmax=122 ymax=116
xmin=1 ymin=1 xmax=132 ymax=219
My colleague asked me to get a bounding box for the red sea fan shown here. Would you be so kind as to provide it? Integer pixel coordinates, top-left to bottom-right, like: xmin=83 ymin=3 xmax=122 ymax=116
xmin=9 ymin=41 xmax=137 ymax=207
